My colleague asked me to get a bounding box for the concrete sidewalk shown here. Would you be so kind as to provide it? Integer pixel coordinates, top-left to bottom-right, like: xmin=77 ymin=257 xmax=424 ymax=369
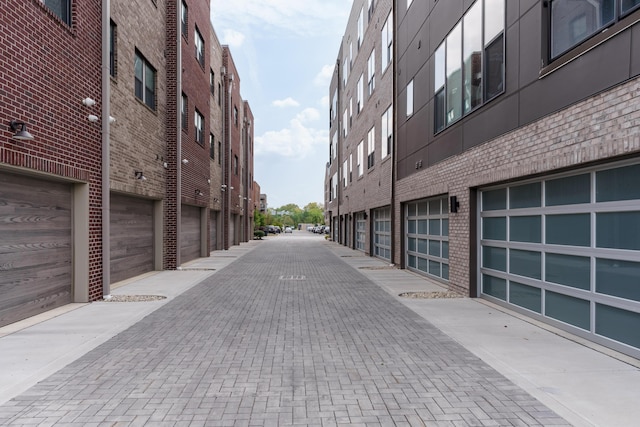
xmin=0 ymin=233 xmax=638 ymax=426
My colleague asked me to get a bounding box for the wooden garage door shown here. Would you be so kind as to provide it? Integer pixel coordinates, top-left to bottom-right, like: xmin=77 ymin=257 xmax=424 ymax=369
xmin=110 ymin=193 xmax=154 ymax=283
xmin=210 ymin=211 xmax=218 ymax=252
xmin=181 ymin=204 xmax=201 ymax=263
xmin=0 ymin=172 xmax=72 ymax=327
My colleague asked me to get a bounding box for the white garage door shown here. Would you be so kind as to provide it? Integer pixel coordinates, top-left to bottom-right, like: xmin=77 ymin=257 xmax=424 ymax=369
xmin=0 ymin=172 xmax=72 ymax=327
xmin=110 ymin=193 xmax=154 ymax=283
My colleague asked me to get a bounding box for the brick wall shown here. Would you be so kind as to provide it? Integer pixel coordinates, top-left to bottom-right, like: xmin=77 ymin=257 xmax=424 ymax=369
xmin=209 ymin=25 xmax=224 ymax=222
xmin=0 ymin=0 xmax=104 ymax=300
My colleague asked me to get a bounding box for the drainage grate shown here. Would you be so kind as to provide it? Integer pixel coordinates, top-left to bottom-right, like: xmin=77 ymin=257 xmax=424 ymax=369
xmin=177 ymin=267 xmax=216 ymax=271
xmin=279 ymin=275 xmax=306 ymax=281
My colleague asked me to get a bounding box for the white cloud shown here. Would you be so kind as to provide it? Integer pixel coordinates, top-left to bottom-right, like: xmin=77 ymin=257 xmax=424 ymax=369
xmin=220 ymin=29 xmax=246 ymax=48
xmin=272 ymin=97 xmax=300 ymax=108
xmin=314 ymin=64 xmax=336 ymax=87
xmin=211 ymin=0 xmax=351 ymax=37
xmin=319 ymin=95 xmax=330 ymax=109
xmin=255 ymin=109 xmax=326 ymax=159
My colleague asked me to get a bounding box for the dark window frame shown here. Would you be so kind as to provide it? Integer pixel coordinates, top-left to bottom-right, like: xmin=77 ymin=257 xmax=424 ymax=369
xmin=195 ymin=26 xmax=205 ymax=68
xmin=195 ymin=108 xmax=204 ymax=145
xmin=181 ymin=93 xmax=188 ymax=130
xmin=42 ymin=0 xmax=71 ymax=26
xmin=181 ymin=1 xmax=188 ymax=39
xmin=135 ymin=50 xmax=157 ymax=111
xmin=109 ymin=20 xmax=117 ymax=78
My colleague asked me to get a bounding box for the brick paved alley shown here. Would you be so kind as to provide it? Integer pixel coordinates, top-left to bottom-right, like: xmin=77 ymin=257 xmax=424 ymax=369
xmin=0 ymin=237 xmax=569 ymax=426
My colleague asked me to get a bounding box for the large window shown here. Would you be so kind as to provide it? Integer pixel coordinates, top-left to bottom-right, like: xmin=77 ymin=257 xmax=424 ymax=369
xmin=367 ymin=50 xmax=376 ymax=96
xmin=209 ymin=134 xmax=215 ymax=159
xmin=406 ymin=80 xmax=414 ymax=117
xmin=381 ymin=105 xmax=393 ymax=159
xmin=109 ymin=20 xmax=117 ymax=78
xmin=550 ymin=0 xmax=639 ymax=59
xmin=357 ymin=74 xmax=364 ymax=113
xmin=434 ymin=0 xmax=504 ymax=133
xmin=42 ymin=0 xmax=71 ymax=25
xmin=367 ymin=127 xmax=375 ymax=169
xmin=381 ymin=11 xmax=393 ymax=72
xmin=135 ymin=50 xmax=156 ymax=110
xmin=195 ymin=109 xmax=204 ymax=144
xmin=181 ymin=1 xmax=188 ymax=38
xmin=343 ymin=160 xmax=348 ymax=187
xmin=357 ymin=7 xmax=364 ymax=48
xmin=181 ymin=93 xmax=188 ymax=130
xmin=357 ymin=141 xmax=364 ymax=177
xmin=195 ymin=27 xmax=205 ymax=67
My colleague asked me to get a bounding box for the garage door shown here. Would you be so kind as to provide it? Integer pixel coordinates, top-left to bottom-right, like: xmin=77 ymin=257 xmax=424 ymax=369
xmin=181 ymin=204 xmax=201 ymax=263
xmin=480 ymin=161 xmax=640 ymax=358
xmin=210 ymin=210 xmax=218 ymax=252
xmin=373 ymin=207 xmax=391 ymax=260
xmin=110 ymin=193 xmax=154 ymax=283
xmin=0 ymin=172 xmax=72 ymax=327
xmin=406 ymin=197 xmax=449 ymax=281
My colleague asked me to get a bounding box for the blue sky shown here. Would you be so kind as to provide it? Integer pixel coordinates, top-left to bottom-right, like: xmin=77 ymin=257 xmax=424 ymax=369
xmin=210 ymin=0 xmax=352 ymax=210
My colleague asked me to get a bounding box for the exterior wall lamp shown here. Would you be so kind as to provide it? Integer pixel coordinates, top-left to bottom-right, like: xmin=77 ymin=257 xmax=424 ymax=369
xmin=450 ymin=195 xmax=460 ymax=213
xmin=134 ymin=171 xmax=146 ymax=181
xmin=9 ymin=120 xmax=34 ymax=141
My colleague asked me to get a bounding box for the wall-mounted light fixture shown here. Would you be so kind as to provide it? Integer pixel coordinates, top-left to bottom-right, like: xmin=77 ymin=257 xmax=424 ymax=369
xmin=134 ymin=171 xmax=147 ymax=181
xmin=9 ymin=121 xmax=34 ymax=141
xmin=207 ymin=179 xmax=211 ymax=184
xmin=163 ymin=162 xmax=168 ymax=169
xmin=450 ymin=195 xmax=460 ymax=213
xmin=363 ymin=212 xmax=368 ymax=220
xmin=195 ymin=189 xmax=204 ymax=196
xmin=109 ymin=116 xmax=116 ymax=124
xmin=82 ymin=97 xmax=96 ymax=107
xmin=88 ymin=115 xmax=99 ymax=123
xmin=182 ymin=159 xmax=189 ymax=164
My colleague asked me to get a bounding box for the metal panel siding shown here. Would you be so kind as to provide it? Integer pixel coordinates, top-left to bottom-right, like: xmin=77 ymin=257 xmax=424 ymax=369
xmin=0 ymin=172 xmax=72 ymax=327
xmin=110 ymin=193 xmax=154 ymax=283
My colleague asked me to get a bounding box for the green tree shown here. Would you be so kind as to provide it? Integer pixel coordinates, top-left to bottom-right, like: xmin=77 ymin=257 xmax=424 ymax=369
xmin=303 ymin=202 xmax=324 ymax=225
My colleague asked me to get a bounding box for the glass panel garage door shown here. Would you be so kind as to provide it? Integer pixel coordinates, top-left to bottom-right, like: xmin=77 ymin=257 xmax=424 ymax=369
xmin=406 ymin=197 xmax=449 ymax=280
xmin=373 ymin=207 xmax=391 ymax=260
xmin=480 ymin=162 xmax=640 ymax=358
xmin=356 ymin=213 xmax=366 ymax=251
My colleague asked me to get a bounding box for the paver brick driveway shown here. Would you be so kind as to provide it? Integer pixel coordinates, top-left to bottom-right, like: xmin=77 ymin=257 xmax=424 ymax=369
xmin=0 ymin=237 xmax=569 ymax=426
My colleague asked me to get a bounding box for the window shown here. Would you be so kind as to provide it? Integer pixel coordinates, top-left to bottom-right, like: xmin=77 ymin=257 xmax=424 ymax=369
xmin=343 ymin=160 xmax=348 ymax=187
xmin=343 ymin=55 xmax=349 ymax=87
xmin=367 ymin=127 xmax=375 ymax=169
xmin=181 ymin=1 xmax=188 ymax=38
xmin=42 ymin=0 xmax=71 ymax=25
xmin=135 ymin=50 xmax=156 ymax=110
xmin=331 ymin=90 xmax=337 ymax=122
xmin=332 ymin=133 xmax=337 ymax=162
xmin=381 ymin=11 xmax=393 ymax=72
xmin=210 ymin=134 xmax=215 ymax=159
xmin=218 ymin=83 xmax=222 ymax=106
xmin=195 ymin=27 xmax=205 ymax=67
xmin=195 ymin=109 xmax=204 ymax=144
xmin=357 ymin=8 xmax=364 ymax=48
xmin=109 ymin=20 xmax=117 ymax=78
xmin=406 ymin=80 xmax=414 ymax=117
xmin=234 ymin=106 xmax=238 ymax=127
xmin=181 ymin=94 xmax=188 ymax=130
xmin=549 ymin=0 xmax=638 ymax=59
xmin=349 ymin=153 xmax=353 ymax=182
xmin=210 ymin=70 xmax=215 ymax=96
xmin=367 ymin=0 xmax=375 ymax=21
xmin=407 ymin=0 xmax=413 ymax=9
xmin=357 ymin=141 xmax=364 ymax=177
xmin=331 ymin=172 xmax=338 ymax=201
xmin=434 ymin=0 xmax=504 ymax=133
xmin=218 ymin=141 xmax=222 ymax=164
xmin=367 ymin=50 xmax=375 ymax=96
xmin=343 ymin=109 xmax=348 ymax=137
xmin=234 ymin=154 xmax=238 ymax=175
xmin=381 ymin=104 xmax=393 ymax=159
xmin=357 ymin=74 xmax=364 ymax=113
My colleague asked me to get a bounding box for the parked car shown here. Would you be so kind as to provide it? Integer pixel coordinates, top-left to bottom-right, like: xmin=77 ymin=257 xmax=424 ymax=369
xmin=284 ymin=226 xmax=292 ymax=233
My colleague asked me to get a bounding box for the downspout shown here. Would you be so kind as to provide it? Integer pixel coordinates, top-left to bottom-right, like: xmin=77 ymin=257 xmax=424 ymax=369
xmin=335 ymin=58 xmax=341 ymax=242
xmin=102 ymin=0 xmax=111 ymax=297
xmin=220 ymin=67 xmax=226 ymax=249
xmin=227 ymin=75 xmax=233 ymax=247
xmin=176 ymin=4 xmax=182 ymax=266
xmin=390 ymin=0 xmax=397 ymax=266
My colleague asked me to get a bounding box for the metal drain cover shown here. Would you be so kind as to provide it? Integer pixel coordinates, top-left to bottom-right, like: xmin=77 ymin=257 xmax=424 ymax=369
xmin=279 ymin=275 xmax=306 ymax=281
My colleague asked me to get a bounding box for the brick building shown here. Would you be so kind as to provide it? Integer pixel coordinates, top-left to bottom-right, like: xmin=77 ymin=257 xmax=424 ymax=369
xmin=0 ymin=0 xmax=257 ymax=327
xmin=326 ymin=0 xmax=394 ymax=257
xmin=328 ymin=0 xmax=640 ymax=358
